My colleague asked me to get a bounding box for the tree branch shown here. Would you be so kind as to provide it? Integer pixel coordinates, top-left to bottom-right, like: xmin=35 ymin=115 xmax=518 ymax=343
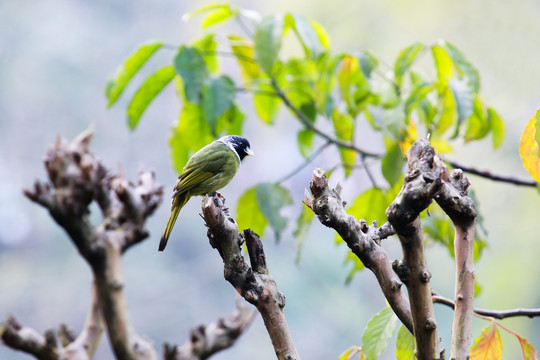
xmin=304 ymin=169 xmax=413 ymax=334
xmin=1 ymin=283 xmax=104 ymax=360
xmin=435 ymin=166 xmax=476 ymax=360
xmin=201 ymin=194 xmax=299 ymax=360
xmin=386 ymin=138 xmax=443 ymax=360
xmin=270 ymin=78 xmax=380 ymax=159
xmin=445 ymin=159 xmax=537 ymax=187
xmin=23 ymin=128 xmax=163 ymax=360
xmin=165 ymin=300 xmax=256 ymax=360
xmin=432 ymin=293 xmax=540 ymax=320
xmin=1 ymin=316 xmax=58 ymax=360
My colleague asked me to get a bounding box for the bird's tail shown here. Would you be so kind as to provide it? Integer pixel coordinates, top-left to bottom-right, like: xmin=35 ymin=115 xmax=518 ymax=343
xmin=158 ymin=193 xmax=189 ymax=252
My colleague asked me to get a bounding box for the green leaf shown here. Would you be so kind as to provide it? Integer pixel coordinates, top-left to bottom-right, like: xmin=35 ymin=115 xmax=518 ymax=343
xmin=237 ymin=187 xmax=268 ymax=236
xmin=170 ymin=102 xmax=214 ymax=173
xmin=436 ymin=88 xmax=457 ymax=135
xmin=228 ymin=35 xmax=261 ymax=82
xmin=464 ymin=95 xmax=488 ymax=142
xmin=202 ymin=75 xmax=236 ymax=133
xmin=394 ymin=42 xmax=425 ymax=87
xmin=347 ymin=187 xmax=388 ymax=225
xmin=443 ymin=41 xmax=481 ymax=93
xmin=381 ymin=141 xmax=405 ymax=186
xmin=359 ymin=50 xmax=380 ymax=78
xmin=423 ymin=205 xmax=455 ymax=257
xmin=193 ymin=34 xmax=219 ymax=73
xmin=255 ymin=183 xmax=293 ymax=241
xmin=215 ymin=102 xmax=245 ymax=136
xmin=487 ymin=107 xmax=505 ymax=149
xmin=182 ymin=3 xmax=229 ymax=21
xmin=404 ymin=82 xmax=434 ymax=116
xmin=288 ymin=14 xmax=324 ymax=57
xmin=169 ymin=127 xmax=189 ymax=174
xmin=254 ymin=83 xmax=281 ymax=124
xmin=331 ymin=110 xmax=356 ymax=176
xmin=173 ymin=46 xmax=209 ymax=104
xmin=450 ymin=78 xmax=474 ymax=134
xmin=254 ymin=15 xmax=285 ymax=74
xmin=344 ymin=252 xmax=365 ymax=284
xmin=127 ymin=65 xmax=175 ymax=130
xmin=297 ymin=129 xmax=315 ymax=158
xmin=105 ymin=41 xmax=163 ymax=107
xmin=362 ymin=307 xmax=398 ymax=360
xmin=293 ymin=204 xmax=315 ymax=263
xmin=309 ymin=19 xmax=330 ymax=49
xmin=201 ymin=5 xmax=236 ymax=28
xmin=432 ymin=45 xmax=453 ymax=85
xmin=395 ymin=325 xmax=415 ymax=360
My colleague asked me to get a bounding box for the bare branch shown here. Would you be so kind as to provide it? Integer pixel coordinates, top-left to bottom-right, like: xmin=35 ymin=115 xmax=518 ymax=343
xmin=22 ymin=128 xmax=163 ymax=360
xmin=1 ymin=316 xmax=58 ymax=360
xmin=432 ymin=293 xmax=540 ymax=320
xmin=386 ymin=138 xmax=443 ymax=360
xmin=167 ymin=301 xmax=256 ymax=360
xmin=63 ymin=282 xmax=104 ymax=359
xmin=202 ymin=194 xmax=299 ymax=360
xmin=435 ymin=165 xmax=476 ymax=360
xmin=270 ymin=78 xmax=380 ymax=159
xmin=446 ymin=159 xmax=536 ymax=187
xmin=305 ymin=169 xmax=413 ymax=334
xmin=2 ymin=282 xmax=104 ymax=360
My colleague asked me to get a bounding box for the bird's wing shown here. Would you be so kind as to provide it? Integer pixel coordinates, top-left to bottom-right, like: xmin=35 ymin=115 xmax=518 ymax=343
xmin=173 ymin=142 xmax=233 ymax=195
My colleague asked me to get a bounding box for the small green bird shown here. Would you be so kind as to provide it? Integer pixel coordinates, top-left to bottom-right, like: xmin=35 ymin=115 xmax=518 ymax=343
xmin=159 ymin=135 xmax=253 ymax=251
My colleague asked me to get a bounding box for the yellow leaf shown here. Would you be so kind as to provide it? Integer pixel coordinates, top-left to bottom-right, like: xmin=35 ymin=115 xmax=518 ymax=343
xmin=519 ymin=112 xmax=540 ymax=182
xmin=470 ymin=322 xmax=502 ymax=360
xmin=516 ymin=335 xmax=539 ymax=360
xmin=338 ymin=346 xmax=362 ymax=360
xmin=430 ymin=137 xmax=453 ymax=153
xmin=399 ymin=120 xmax=418 ymax=155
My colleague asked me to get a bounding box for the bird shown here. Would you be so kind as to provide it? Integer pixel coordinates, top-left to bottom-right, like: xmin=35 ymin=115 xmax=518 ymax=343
xmin=158 ymin=135 xmax=253 ymax=251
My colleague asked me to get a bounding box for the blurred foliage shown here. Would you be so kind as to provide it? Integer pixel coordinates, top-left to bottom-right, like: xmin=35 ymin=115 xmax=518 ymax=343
xmin=106 ymin=2 xmax=506 ymax=281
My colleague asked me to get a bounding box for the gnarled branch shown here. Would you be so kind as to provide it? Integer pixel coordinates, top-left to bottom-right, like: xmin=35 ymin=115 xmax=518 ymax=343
xmin=386 ymin=139 xmax=443 ymax=360
xmin=304 ymin=169 xmax=413 ymax=334
xmin=202 ymin=193 xmax=299 ymax=360
xmin=23 ymin=128 xmax=163 ymax=360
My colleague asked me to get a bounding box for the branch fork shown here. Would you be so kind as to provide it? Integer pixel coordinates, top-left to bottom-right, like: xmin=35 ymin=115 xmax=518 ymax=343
xmin=202 ymin=193 xmax=299 ymax=360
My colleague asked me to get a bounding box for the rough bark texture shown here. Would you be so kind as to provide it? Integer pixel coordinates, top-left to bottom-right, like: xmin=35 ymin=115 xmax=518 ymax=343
xmin=202 ymin=194 xmax=299 ymax=360
xmin=304 ymin=169 xmax=414 ymax=334
xmin=386 ymin=138 xmax=443 ymax=360
xmin=3 ymin=129 xmax=260 ymax=360
xmin=11 ymin=129 xmax=163 ymax=360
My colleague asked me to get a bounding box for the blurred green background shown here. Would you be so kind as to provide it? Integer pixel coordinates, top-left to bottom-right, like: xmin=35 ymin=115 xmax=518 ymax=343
xmin=1 ymin=1 xmax=540 ymax=359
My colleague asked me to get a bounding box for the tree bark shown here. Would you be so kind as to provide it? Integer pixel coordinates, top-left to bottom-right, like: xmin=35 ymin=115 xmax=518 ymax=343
xmin=202 ymin=194 xmax=300 ymax=360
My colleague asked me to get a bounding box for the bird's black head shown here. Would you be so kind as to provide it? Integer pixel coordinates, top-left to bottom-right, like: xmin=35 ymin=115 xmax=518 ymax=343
xmin=219 ymin=135 xmax=254 ymax=161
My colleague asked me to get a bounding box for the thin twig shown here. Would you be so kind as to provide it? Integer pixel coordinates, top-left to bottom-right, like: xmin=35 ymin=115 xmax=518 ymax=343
xmin=359 ymin=154 xmax=379 ymax=188
xmin=432 ymin=293 xmax=540 ymax=320
xmin=446 ymin=160 xmax=537 ymax=187
xmin=270 ymin=78 xmax=380 ymax=158
xmin=277 ymin=141 xmax=332 ymax=184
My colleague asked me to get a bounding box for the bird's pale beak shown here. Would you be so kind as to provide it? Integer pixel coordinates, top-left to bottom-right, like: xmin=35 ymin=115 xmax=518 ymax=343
xmin=246 ymin=149 xmax=255 ymax=156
